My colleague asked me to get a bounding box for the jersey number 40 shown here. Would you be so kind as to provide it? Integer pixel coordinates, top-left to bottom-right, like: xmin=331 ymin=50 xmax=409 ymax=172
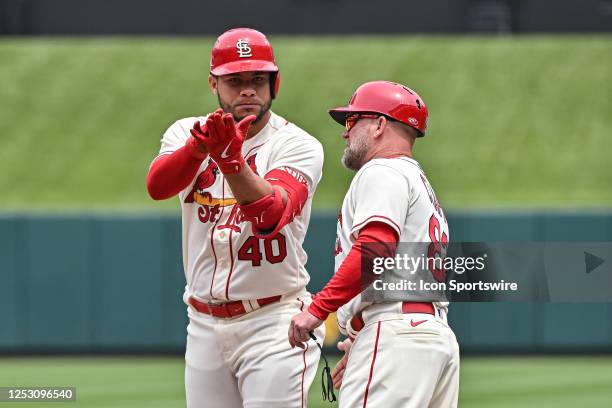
xmin=237 ymin=234 xmax=287 ymax=266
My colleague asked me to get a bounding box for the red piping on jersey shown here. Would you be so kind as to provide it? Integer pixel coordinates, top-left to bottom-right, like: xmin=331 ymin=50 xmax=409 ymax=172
xmin=300 ymin=343 xmax=309 ymax=408
xmin=222 ymin=143 xmax=263 ymax=300
xmin=208 ymin=177 xmax=226 ymax=298
xmin=208 ymin=220 xmax=219 ymax=298
xmin=352 ymin=215 xmax=401 ymax=236
xmin=363 ymin=321 xmax=382 ymax=408
xmin=225 ymin=224 xmax=235 ymax=300
xmin=209 ymin=137 xmax=288 ymax=299
xmin=245 ymin=143 xmax=264 ymax=158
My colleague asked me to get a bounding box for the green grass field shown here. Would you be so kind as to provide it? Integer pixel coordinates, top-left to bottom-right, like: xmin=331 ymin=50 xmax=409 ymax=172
xmin=0 ymin=36 xmax=610 ymax=210
xmin=1 ymin=356 xmax=611 ymax=407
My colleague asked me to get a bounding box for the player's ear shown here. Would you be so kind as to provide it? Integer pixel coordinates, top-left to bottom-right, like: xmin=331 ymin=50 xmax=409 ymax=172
xmin=373 ymin=116 xmax=387 ymax=139
xmin=209 ymin=75 xmax=218 ymax=95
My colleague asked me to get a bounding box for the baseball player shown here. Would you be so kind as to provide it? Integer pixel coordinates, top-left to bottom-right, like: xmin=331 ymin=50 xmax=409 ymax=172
xmin=146 ymin=28 xmax=324 ymax=408
xmin=288 ymin=81 xmax=460 ymax=407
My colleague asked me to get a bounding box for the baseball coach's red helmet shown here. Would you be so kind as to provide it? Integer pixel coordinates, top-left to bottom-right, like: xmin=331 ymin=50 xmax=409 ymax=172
xmin=210 ymin=28 xmax=281 ymax=98
xmin=329 ymin=81 xmax=428 ymax=136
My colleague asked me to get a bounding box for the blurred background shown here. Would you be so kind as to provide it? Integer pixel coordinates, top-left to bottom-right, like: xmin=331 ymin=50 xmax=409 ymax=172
xmin=1 ymin=0 xmax=611 ymax=406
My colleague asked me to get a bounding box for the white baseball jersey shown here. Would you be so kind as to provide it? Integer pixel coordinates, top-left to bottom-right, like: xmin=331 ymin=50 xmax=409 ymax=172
xmin=156 ymin=111 xmax=324 ymax=302
xmin=333 ymin=156 xmax=450 ymax=332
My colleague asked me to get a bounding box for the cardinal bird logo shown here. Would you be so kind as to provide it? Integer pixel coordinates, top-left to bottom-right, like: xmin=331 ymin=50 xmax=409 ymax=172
xmin=184 ymin=161 xmax=219 ymax=204
xmin=184 ymin=155 xmax=258 ymax=206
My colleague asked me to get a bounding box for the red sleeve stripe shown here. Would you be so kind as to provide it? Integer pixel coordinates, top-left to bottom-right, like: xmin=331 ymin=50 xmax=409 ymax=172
xmin=351 ymin=215 xmax=401 ymax=237
xmin=275 ymin=166 xmax=309 ymax=187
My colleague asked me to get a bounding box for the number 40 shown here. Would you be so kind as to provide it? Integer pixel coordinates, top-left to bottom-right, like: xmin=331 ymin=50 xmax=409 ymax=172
xmin=237 ymin=234 xmax=287 ymax=266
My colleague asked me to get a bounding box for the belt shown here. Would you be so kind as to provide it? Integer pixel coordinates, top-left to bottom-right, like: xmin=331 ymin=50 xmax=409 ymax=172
xmin=351 ymin=302 xmax=435 ymax=332
xmin=401 ymin=301 xmax=435 ymax=315
xmin=188 ymin=295 xmax=282 ymax=318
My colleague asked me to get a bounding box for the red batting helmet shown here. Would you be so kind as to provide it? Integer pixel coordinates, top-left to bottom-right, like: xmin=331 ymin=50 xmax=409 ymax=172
xmin=210 ymin=28 xmax=281 ymax=99
xmin=329 ymin=81 xmax=428 ymax=136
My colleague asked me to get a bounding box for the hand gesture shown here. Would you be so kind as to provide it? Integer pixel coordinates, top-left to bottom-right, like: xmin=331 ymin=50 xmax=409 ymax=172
xmin=203 ymin=108 xmax=256 ymax=174
xmin=185 ymin=120 xmax=209 ymax=159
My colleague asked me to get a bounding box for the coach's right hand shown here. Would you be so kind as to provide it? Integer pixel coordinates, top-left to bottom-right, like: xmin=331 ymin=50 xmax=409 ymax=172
xmin=332 ymin=338 xmax=353 ymax=389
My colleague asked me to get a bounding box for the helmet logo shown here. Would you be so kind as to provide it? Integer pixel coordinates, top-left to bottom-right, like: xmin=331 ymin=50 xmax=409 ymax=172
xmin=408 ymin=117 xmax=419 ymax=126
xmin=236 ymin=39 xmax=252 ymax=58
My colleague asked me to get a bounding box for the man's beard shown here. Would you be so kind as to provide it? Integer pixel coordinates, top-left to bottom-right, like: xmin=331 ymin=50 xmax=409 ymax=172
xmin=217 ymin=94 xmax=272 ymax=124
xmin=342 ymin=131 xmax=369 ymax=171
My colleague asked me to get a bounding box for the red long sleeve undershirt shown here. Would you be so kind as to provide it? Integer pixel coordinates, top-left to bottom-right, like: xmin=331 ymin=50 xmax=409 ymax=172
xmin=146 ymin=143 xmax=208 ymax=200
xmin=146 ymin=145 xmax=308 ymax=235
xmin=308 ymin=222 xmax=399 ymax=321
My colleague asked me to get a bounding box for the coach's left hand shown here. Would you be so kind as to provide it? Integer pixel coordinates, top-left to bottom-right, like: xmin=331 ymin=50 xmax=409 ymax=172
xmin=288 ymin=310 xmax=324 ymax=349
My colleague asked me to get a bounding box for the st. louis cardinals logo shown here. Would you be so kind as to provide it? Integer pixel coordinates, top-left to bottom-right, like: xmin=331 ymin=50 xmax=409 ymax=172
xmin=185 ymin=161 xmax=235 ymax=207
xmin=186 ymin=155 xmax=260 ymax=227
xmin=236 ymin=39 xmax=252 ymax=58
xmin=185 ymin=161 xmax=217 ymax=203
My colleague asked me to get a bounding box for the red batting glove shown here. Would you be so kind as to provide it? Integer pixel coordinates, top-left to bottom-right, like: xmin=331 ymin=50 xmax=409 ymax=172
xmin=185 ymin=120 xmax=209 ymax=160
xmin=203 ymin=108 xmax=256 ymax=174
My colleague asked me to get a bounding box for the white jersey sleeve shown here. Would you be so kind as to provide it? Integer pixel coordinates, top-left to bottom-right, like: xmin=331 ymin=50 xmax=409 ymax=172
xmin=350 ymin=164 xmax=410 ymax=239
xmin=159 ymin=118 xmax=199 ymax=156
xmin=266 ymin=128 xmax=324 ymax=194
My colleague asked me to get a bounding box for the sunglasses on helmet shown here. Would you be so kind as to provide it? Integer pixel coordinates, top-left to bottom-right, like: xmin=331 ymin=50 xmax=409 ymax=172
xmin=345 ymin=113 xmax=392 ymax=132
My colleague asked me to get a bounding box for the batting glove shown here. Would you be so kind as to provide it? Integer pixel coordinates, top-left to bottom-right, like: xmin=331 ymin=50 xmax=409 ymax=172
xmin=185 ymin=120 xmax=209 ymax=160
xmin=203 ymin=108 xmax=256 ymax=174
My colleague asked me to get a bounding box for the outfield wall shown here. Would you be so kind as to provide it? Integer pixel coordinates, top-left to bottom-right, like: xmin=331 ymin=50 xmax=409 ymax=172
xmin=1 ymin=212 xmax=611 ymax=353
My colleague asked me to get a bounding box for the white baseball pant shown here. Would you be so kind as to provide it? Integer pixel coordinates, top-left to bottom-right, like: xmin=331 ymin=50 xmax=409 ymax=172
xmin=185 ymin=294 xmax=324 ymax=408
xmin=339 ymin=305 xmax=459 ymax=408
